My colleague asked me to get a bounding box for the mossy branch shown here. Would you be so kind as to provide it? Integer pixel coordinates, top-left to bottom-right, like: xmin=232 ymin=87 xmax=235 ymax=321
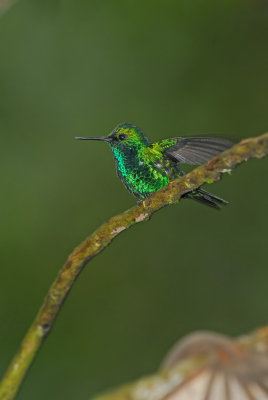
xmin=0 ymin=132 xmax=268 ymax=400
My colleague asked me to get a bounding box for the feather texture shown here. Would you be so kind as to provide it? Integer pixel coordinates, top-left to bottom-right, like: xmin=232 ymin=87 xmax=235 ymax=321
xmin=165 ymin=137 xmax=233 ymax=165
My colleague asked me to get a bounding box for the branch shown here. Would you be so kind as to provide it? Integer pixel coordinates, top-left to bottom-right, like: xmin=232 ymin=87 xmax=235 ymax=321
xmin=0 ymin=132 xmax=267 ymax=400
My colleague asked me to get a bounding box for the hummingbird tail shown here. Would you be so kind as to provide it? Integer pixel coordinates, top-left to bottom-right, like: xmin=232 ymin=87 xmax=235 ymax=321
xmin=185 ymin=188 xmax=228 ymax=210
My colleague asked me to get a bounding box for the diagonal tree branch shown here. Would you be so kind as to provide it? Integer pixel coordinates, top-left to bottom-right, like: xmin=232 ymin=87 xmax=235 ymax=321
xmin=0 ymin=132 xmax=267 ymax=400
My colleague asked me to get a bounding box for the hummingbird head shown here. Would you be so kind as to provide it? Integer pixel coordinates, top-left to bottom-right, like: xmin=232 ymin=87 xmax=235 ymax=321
xmin=108 ymin=123 xmax=151 ymax=149
xmin=75 ymin=123 xmax=151 ymax=151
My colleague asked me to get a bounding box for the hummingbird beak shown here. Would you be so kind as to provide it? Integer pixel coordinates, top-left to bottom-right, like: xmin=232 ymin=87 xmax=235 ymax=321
xmin=75 ymin=136 xmax=112 ymax=142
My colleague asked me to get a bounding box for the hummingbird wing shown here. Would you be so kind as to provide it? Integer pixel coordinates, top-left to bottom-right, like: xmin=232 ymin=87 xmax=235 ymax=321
xmin=164 ymin=137 xmax=233 ymax=165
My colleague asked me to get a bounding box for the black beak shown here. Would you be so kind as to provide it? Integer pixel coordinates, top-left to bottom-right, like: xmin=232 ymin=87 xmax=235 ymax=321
xmin=75 ymin=136 xmax=111 ymax=142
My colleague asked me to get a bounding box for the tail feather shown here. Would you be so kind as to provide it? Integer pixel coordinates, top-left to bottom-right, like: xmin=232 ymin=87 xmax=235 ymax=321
xmin=185 ymin=188 xmax=228 ymax=210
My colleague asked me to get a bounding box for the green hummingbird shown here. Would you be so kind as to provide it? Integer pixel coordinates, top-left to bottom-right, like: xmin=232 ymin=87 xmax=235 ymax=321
xmin=75 ymin=123 xmax=233 ymax=209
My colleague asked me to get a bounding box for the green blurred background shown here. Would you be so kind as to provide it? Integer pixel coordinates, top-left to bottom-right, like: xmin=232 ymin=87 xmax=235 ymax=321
xmin=0 ymin=0 xmax=268 ymax=399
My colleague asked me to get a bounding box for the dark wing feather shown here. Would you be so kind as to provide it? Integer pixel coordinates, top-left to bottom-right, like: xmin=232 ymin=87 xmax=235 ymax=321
xmin=165 ymin=137 xmax=233 ymax=165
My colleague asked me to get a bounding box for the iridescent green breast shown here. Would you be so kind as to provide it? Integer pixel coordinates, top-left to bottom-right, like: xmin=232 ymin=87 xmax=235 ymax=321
xmin=110 ymin=141 xmax=176 ymax=199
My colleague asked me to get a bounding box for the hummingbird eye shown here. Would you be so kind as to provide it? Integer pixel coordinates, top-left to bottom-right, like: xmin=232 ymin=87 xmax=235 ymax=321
xmin=118 ymin=133 xmax=127 ymax=141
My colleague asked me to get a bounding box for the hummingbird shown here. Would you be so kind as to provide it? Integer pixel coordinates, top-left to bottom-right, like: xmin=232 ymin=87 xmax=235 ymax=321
xmin=75 ymin=123 xmax=233 ymax=209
